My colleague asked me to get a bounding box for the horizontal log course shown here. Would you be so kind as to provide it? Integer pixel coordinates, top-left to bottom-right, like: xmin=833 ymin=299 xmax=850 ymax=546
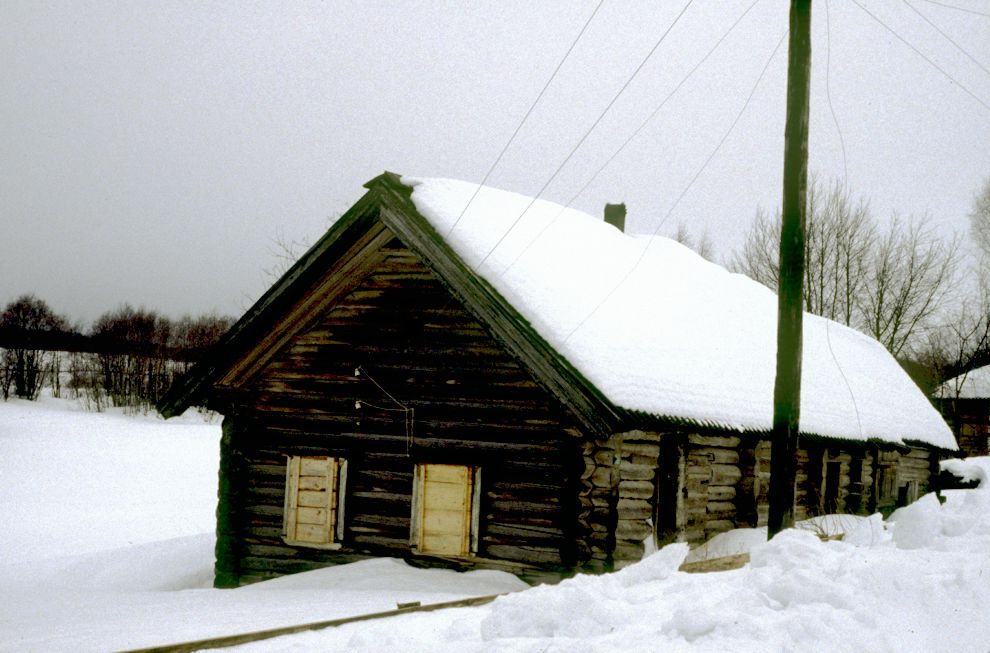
xmin=705 ymin=501 xmax=736 ymax=518
xmin=707 ymin=485 xmax=736 ymax=501
xmin=617 ymin=498 xmax=652 ymax=519
xmin=485 ymin=522 xmax=564 ymax=540
xmin=244 ymin=504 xmax=284 ymax=519
xmin=619 ymin=480 xmax=655 ymax=500
xmin=240 ymin=556 xmax=334 ymax=575
xmin=688 ymin=435 xmax=741 ymax=448
xmin=619 ymin=442 xmax=660 ymax=457
xmin=619 ymin=463 xmax=656 ymax=481
xmin=244 ymin=526 xmax=284 ymax=540
xmin=484 ymin=544 xmax=562 ymax=566
xmin=687 ymin=446 xmax=740 ymax=465
xmin=614 ymin=542 xmax=645 ymax=561
xmin=616 ymin=520 xmax=653 ymax=541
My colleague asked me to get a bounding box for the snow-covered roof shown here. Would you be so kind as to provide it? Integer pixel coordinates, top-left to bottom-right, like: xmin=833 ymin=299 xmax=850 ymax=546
xmin=404 ymin=176 xmax=955 ymax=450
xmin=939 ymin=365 xmax=990 ymax=399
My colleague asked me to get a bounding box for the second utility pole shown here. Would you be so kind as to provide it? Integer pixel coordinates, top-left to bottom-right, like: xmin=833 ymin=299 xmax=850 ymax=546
xmin=768 ymin=0 xmax=812 ymax=539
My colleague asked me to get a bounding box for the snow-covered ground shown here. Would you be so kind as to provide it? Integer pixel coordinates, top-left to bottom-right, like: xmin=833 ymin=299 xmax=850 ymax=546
xmin=1 ymin=396 xmax=988 ymax=652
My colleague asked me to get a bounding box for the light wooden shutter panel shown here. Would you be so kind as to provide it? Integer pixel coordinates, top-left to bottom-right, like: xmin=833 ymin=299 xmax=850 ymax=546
xmin=285 ymin=456 xmax=336 ymax=545
xmin=417 ymin=464 xmax=473 ymax=556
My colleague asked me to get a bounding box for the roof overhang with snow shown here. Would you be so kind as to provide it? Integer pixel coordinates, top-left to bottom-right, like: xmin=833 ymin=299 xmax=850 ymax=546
xmin=939 ymin=364 xmax=990 ymax=400
xmin=160 ymin=172 xmax=956 ymax=451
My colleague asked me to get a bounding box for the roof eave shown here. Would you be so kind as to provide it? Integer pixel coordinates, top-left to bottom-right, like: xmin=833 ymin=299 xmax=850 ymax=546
xmin=158 ymin=176 xmax=392 ymax=418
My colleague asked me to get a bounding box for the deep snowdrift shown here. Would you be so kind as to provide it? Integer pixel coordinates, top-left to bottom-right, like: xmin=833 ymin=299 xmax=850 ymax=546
xmin=1 ymin=397 xmax=986 ymax=652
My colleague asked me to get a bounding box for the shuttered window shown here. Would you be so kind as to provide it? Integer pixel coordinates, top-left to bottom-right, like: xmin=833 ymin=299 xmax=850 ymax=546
xmin=283 ymin=455 xmax=347 ymax=549
xmin=411 ymin=463 xmax=481 ymax=556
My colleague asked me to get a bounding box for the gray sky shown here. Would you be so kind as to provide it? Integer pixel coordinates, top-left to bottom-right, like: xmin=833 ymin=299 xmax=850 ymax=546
xmin=2 ymin=1 xmax=989 ymax=325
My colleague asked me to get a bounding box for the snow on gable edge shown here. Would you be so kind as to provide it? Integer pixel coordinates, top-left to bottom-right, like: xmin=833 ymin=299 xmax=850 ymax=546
xmin=401 ymin=176 xmax=956 ymax=450
xmin=938 ymin=364 xmax=990 ymax=400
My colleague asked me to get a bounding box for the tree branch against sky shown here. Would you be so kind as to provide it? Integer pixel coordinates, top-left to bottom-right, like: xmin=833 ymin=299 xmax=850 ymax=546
xmin=970 ymin=176 xmax=990 ymax=259
xmin=731 ymin=178 xmax=961 ymax=358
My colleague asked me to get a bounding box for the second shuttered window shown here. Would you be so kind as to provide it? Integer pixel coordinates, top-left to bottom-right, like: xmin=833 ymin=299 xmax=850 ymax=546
xmin=411 ymin=463 xmax=480 ymax=556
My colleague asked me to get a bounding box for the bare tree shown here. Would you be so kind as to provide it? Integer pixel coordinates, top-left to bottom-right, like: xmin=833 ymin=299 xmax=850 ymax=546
xmin=731 ymin=206 xmax=780 ymax=289
xmin=919 ymin=286 xmax=990 ymax=397
xmin=969 ymin=176 xmax=990 ymax=258
xmin=731 ymin=179 xmax=960 ymax=356
xmin=91 ymin=305 xmax=174 ymax=409
xmin=860 ymin=214 xmax=959 ymax=357
xmin=170 ymin=312 xmax=234 ymax=373
xmin=669 ymin=221 xmax=717 ymax=262
xmin=0 ymin=295 xmax=69 ymax=399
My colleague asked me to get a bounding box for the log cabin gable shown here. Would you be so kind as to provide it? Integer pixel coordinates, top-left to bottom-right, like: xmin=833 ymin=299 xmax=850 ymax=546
xmin=161 ymin=173 xmax=621 ymax=438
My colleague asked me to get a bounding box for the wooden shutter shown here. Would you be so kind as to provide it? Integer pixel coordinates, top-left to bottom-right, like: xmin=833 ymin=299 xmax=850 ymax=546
xmin=283 ymin=456 xmax=339 ymax=547
xmin=415 ymin=463 xmax=474 ymax=556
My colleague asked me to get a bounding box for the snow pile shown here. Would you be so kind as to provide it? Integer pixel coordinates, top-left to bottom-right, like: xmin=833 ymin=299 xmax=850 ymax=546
xmin=403 ymin=177 xmax=954 ymax=449
xmin=941 ymin=455 xmax=990 ymax=487
xmin=276 ymin=484 xmax=989 ymax=653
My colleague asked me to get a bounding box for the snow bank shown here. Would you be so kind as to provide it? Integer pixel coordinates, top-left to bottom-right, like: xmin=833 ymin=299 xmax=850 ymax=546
xmin=0 ymin=397 xmax=527 ymax=652
xmin=1 ymin=398 xmax=987 ymax=652
xmin=941 ymin=456 xmax=990 ymax=487
xmin=402 ymin=177 xmax=954 ymax=449
xmin=264 ymin=482 xmax=989 ymax=653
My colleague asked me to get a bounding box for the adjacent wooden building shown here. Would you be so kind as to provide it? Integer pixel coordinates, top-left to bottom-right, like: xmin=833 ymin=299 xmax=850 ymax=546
xmin=160 ymin=173 xmax=957 ymax=587
xmin=935 ymin=365 xmax=990 ymax=458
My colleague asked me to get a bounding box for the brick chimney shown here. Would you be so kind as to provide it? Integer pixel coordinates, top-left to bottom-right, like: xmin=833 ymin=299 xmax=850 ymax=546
xmin=604 ymin=203 xmax=626 ymax=233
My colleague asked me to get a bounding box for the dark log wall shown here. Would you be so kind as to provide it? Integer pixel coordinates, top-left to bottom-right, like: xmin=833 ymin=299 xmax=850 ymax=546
xmin=939 ymin=398 xmax=989 ymax=457
xmin=223 ymin=237 xmax=585 ymax=585
xmin=586 ymin=431 xmax=772 ymax=568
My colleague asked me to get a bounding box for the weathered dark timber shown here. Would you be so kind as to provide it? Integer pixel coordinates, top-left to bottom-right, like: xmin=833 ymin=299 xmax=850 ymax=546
xmin=196 ymin=237 xmax=584 ymax=582
xmin=160 ymin=170 xmax=951 ymax=587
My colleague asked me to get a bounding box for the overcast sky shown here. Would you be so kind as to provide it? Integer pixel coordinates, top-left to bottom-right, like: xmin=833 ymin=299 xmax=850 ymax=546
xmin=2 ymin=1 xmax=989 ymax=325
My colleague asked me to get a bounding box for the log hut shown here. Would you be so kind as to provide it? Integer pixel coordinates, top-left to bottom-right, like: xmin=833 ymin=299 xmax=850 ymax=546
xmin=159 ymin=173 xmax=957 ymax=587
xmin=935 ymin=365 xmax=990 ymax=458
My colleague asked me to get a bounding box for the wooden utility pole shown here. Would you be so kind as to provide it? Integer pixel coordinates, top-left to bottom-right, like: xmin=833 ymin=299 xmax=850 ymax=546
xmin=768 ymin=0 xmax=812 ymax=539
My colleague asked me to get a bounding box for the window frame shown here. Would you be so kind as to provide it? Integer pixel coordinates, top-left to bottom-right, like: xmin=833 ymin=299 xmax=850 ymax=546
xmin=410 ymin=463 xmax=481 ymax=557
xmin=282 ymin=455 xmax=347 ymax=550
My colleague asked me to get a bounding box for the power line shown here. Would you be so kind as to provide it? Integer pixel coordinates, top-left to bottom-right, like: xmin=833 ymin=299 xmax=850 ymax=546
xmin=824 ymin=0 xmax=848 ymax=184
xmin=849 ymin=0 xmax=990 ymax=113
xmin=563 ymin=28 xmax=789 ymax=344
xmin=823 ymin=0 xmax=864 ymax=441
xmin=916 ymin=0 xmax=990 ymax=18
xmin=446 ymin=0 xmax=606 ymax=237
xmin=904 ymin=0 xmax=990 ymax=78
xmin=502 ymin=0 xmax=764 ymax=273
xmin=473 ymin=0 xmax=696 ymax=272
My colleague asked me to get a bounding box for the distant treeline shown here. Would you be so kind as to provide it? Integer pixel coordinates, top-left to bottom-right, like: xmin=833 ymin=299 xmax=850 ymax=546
xmin=1 ymin=294 xmax=233 ymax=410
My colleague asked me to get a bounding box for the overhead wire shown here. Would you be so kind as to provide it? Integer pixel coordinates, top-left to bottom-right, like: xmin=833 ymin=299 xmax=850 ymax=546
xmin=916 ymin=0 xmax=990 ymax=18
xmin=502 ymin=0 xmax=764 ymax=273
xmin=563 ymin=27 xmax=789 ymax=344
xmin=823 ymin=0 xmax=864 ymax=440
xmin=849 ymin=0 xmax=990 ymax=113
xmin=446 ymin=0 xmax=606 ymax=237
xmin=904 ymin=0 xmax=990 ymax=78
xmin=473 ymin=0 xmax=696 ymax=272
